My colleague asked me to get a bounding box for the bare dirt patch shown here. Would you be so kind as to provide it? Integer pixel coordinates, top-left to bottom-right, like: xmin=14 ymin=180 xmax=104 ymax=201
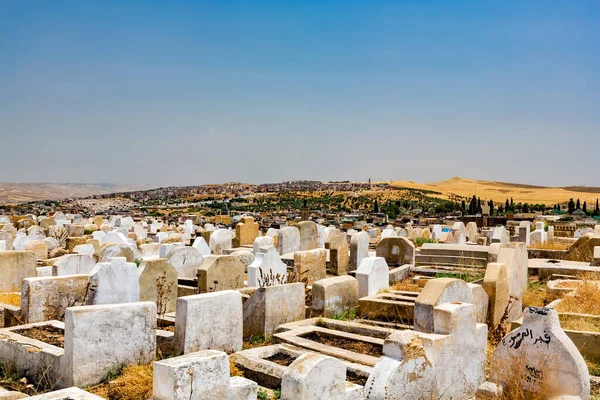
xmin=302 ymin=331 xmax=382 ymax=357
xmin=265 ymin=353 xmax=297 ymax=367
xmin=16 ymin=325 xmax=64 ymax=348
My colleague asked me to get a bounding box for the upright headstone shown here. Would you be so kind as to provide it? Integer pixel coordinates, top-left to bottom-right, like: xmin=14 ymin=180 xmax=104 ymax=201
xmin=297 ymin=221 xmax=319 ymax=251
xmin=233 ymin=216 xmax=259 ymax=247
xmin=356 ymin=257 xmax=389 ymax=298
xmin=138 ymin=258 xmax=178 ymax=314
xmin=349 ymin=231 xmax=370 ymax=272
xmin=167 ymin=246 xmax=204 ymax=280
xmin=277 ymin=226 xmax=300 ymax=255
xmin=209 ymin=229 xmax=233 ymax=255
xmin=88 ymin=257 xmax=139 ymax=305
xmin=197 ymin=255 xmax=245 ymax=293
xmin=375 ymin=237 xmax=415 ymax=266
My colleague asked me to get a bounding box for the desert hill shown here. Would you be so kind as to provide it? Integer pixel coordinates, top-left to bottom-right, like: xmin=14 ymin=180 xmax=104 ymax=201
xmin=0 ymin=183 xmax=156 ymax=205
xmin=389 ymin=177 xmax=600 ymax=206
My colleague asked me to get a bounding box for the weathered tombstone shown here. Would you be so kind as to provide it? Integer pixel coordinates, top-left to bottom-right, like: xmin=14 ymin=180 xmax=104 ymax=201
xmin=375 ymin=237 xmax=415 ymax=266
xmin=575 ymin=227 xmax=595 ymax=239
xmin=253 ymin=236 xmax=274 ymax=256
xmin=175 ymin=290 xmax=243 ymax=354
xmin=497 ymin=243 xmax=528 ymax=322
xmin=52 ymin=254 xmax=96 ymax=276
xmin=209 ymin=228 xmax=232 ymax=255
xmin=88 ymin=257 xmax=139 ymax=304
xmin=431 ymin=225 xmax=443 ymax=240
xmin=0 ymin=250 xmax=37 ymax=292
xmin=356 ymin=256 xmax=389 ymax=298
xmin=138 ymin=258 xmax=178 ymax=314
xmin=25 ymin=240 xmax=48 ymax=260
xmin=153 ymin=350 xmax=257 ymax=400
xmin=282 ymin=353 xmax=361 ymax=399
xmin=13 ymin=233 xmax=31 ymax=251
xmin=414 ymin=278 xmax=474 ymax=333
xmin=297 ymin=220 xmax=319 ymax=251
xmin=72 ymin=243 xmax=95 ymax=256
xmin=197 ymin=255 xmax=245 ymax=293
xmin=518 ymin=221 xmax=531 ymax=245
xmin=349 ymin=231 xmax=369 ymax=272
xmin=381 ymin=226 xmax=398 ymax=238
xmin=292 ymin=248 xmax=327 ymax=286
xmin=368 ymin=302 xmax=487 ymax=400
xmin=63 ymin=302 xmax=156 ymax=387
xmin=277 ymin=226 xmax=300 ymax=255
xmin=233 ymin=216 xmax=259 ymax=247
xmin=312 ymin=276 xmax=358 ymax=318
xmin=484 ymin=307 xmax=590 ymax=398
xmin=167 ymin=246 xmax=204 ymax=279
xmin=530 ymin=222 xmax=548 ymax=245
xmin=242 ymin=283 xmax=305 ymax=338
xmin=466 ymin=222 xmax=478 ymax=243
xmin=325 ymin=229 xmax=349 ymax=275
xmin=95 ymin=243 xmax=135 ymax=263
xmin=21 ymin=274 xmax=90 ymax=323
xmin=159 ymin=242 xmax=185 ymax=258
xmin=491 ymin=226 xmax=509 ymax=245
xmin=247 ymin=246 xmax=287 ymax=288
xmin=100 ymin=231 xmax=128 ymax=245
xmin=483 ymin=262 xmax=510 ymax=327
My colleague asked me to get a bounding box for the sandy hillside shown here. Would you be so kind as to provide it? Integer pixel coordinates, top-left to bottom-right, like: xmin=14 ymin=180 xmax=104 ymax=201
xmin=0 ymin=183 xmax=156 ymax=204
xmin=389 ymin=177 xmax=600 ymax=205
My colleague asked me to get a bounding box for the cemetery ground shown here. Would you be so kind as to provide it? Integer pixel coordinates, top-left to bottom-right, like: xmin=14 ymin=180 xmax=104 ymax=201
xmin=2 ymin=213 xmax=600 ymax=398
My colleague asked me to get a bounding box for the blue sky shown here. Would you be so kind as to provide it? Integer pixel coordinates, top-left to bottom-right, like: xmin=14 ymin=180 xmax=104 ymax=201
xmin=1 ymin=1 xmax=598 ymax=186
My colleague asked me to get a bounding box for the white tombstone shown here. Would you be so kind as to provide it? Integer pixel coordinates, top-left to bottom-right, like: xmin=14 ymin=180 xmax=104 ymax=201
xmin=72 ymin=244 xmax=95 ymax=256
xmin=88 ymin=257 xmax=139 ymax=304
xmin=100 ymin=231 xmax=128 ymax=245
xmin=486 ymin=307 xmax=590 ymax=398
xmin=432 ymin=225 xmax=443 ymax=240
xmin=192 ymin=236 xmax=211 ymax=256
xmin=466 ymin=222 xmax=478 ymax=243
xmin=167 ymin=246 xmax=204 ymax=279
xmin=356 ymin=256 xmax=389 ymax=298
xmin=13 ymin=233 xmax=31 ymax=250
xmin=349 ymin=231 xmax=369 ymax=272
xmin=159 ymin=242 xmax=185 ymax=258
xmin=92 ymin=230 xmax=106 ymax=242
xmin=209 ymin=228 xmax=233 ymax=255
xmin=156 ymin=232 xmax=170 ymax=244
xmin=63 ymin=301 xmax=156 ymax=387
xmin=491 ymin=226 xmax=509 ymax=245
xmin=153 ymin=350 xmax=257 ymax=400
xmin=247 ymin=246 xmax=287 ymax=288
xmin=381 ymin=227 xmax=398 ymax=238
xmin=368 ymin=302 xmax=487 ymax=400
xmin=276 ymin=226 xmax=301 ymax=255
xmin=53 ymin=254 xmax=96 ymax=276
xmin=175 ymin=290 xmax=243 ymax=354
xmin=282 ymin=353 xmax=361 ymax=400
xmin=253 ymin=236 xmax=274 ymax=256
xmin=0 ymin=240 xmax=6 ymax=252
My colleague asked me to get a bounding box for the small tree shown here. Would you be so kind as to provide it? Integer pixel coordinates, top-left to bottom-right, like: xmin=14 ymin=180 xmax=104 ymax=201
xmin=568 ymin=198 xmax=575 ymax=214
xmin=489 ymin=199 xmax=495 ymax=216
xmin=576 ymin=199 xmax=581 ymax=210
xmin=583 ymin=201 xmax=587 ymax=214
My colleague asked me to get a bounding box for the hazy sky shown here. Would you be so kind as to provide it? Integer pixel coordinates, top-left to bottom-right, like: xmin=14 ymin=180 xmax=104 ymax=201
xmin=1 ymin=1 xmax=598 ymax=187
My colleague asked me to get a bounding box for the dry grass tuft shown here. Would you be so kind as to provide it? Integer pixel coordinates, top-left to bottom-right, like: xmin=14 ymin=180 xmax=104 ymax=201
xmin=560 ymin=314 xmax=600 ymax=333
xmin=230 ymin=359 xmax=244 ymax=377
xmin=527 ymin=241 xmax=572 ymax=251
xmin=555 ymin=279 xmax=600 ymax=316
xmin=390 ymin=278 xmax=421 ymax=293
xmin=522 ymin=280 xmax=547 ymax=308
xmin=0 ymin=293 xmax=21 ymax=307
xmin=89 ymin=364 xmax=153 ymax=400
